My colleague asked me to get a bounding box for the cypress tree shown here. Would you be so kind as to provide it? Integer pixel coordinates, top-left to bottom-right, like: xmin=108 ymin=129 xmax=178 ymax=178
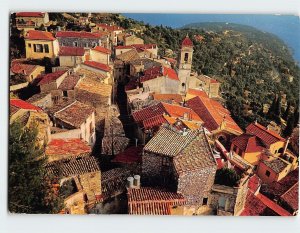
xmin=282 ymin=101 xmax=291 ymax=121
xmin=284 ymin=114 xmax=295 ymax=137
xmin=275 ymin=94 xmax=281 ymax=116
xmin=268 ymin=95 xmax=277 ymax=117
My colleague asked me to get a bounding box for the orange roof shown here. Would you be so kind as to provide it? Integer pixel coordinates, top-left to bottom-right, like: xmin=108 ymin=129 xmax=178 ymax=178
xmin=231 ymin=133 xmax=265 ymax=153
xmin=187 ymin=96 xmax=243 ymax=134
xmin=187 ymin=88 xmax=208 ymax=98
xmin=46 ymin=138 xmax=91 ymax=156
xmin=16 ymin=12 xmax=45 ymax=17
xmin=256 ymin=193 xmax=291 ymax=216
xmin=140 ymin=66 xmax=179 ymax=82
xmin=10 ymin=99 xmax=41 ymax=111
xmin=92 ymin=46 xmax=111 ymax=54
xmin=25 ymin=30 xmax=55 ymax=41
xmin=152 ymin=93 xmax=183 ymax=103
xmin=83 ymin=61 xmax=111 ymax=72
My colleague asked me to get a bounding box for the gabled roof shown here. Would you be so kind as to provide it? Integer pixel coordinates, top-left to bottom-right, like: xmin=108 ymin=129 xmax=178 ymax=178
xmin=128 ymin=187 xmax=185 ymax=215
xmin=115 ymin=49 xmax=140 ymax=62
xmin=56 ymin=31 xmax=104 ymax=39
xmin=231 ymin=133 xmax=265 ymax=153
xmin=37 ymin=70 xmax=67 ymax=85
xmin=10 ymin=59 xmax=40 ymax=76
xmin=16 ymin=12 xmax=45 ymax=17
xmin=140 ymin=66 xmax=179 ymax=82
xmin=142 ymin=114 xmax=168 ymax=130
xmin=10 ymin=99 xmax=41 ymax=112
xmin=174 ymin=128 xmax=216 ymax=174
xmin=186 ymin=96 xmax=243 ymax=134
xmin=92 ymin=46 xmax=111 ymax=54
xmin=46 ymin=139 xmax=91 ymax=162
xmin=187 ymin=88 xmax=208 ymax=98
xmin=25 ymin=30 xmax=55 ymax=41
xmin=58 ymin=74 xmax=81 ymax=91
xmin=54 ymin=101 xmax=95 ymax=128
xmin=246 ymin=122 xmax=285 ymax=147
xmin=132 ymin=103 xmax=165 ymax=124
xmin=144 ymin=127 xmax=199 ymax=157
xmin=75 ymin=77 xmax=112 ymax=97
xmin=181 ymin=36 xmax=193 ymax=47
xmin=58 ymin=46 xmax=85 ymax=56
xmin=97 ymin=23 xmax=124 ymax=32
xmin=83 ymin=61 xmax=111 ymax=72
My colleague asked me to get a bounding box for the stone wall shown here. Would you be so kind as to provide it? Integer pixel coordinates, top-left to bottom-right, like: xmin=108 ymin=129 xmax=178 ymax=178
xmin=57 ymin=37 xmax=100 ymax=48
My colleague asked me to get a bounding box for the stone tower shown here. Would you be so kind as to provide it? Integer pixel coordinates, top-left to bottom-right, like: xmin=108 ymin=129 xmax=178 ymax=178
xmin=177 ymin=35 xmax=193 ymax=94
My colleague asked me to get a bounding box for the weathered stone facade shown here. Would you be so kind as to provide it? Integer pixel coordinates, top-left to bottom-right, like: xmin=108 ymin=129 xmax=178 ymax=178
xmin=57 ymin=37 xmax=101 ymax=49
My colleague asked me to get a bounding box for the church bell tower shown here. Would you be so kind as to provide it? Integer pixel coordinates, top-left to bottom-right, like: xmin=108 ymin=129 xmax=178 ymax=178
xmin=177 ymin=35 xmax=193 ymax=94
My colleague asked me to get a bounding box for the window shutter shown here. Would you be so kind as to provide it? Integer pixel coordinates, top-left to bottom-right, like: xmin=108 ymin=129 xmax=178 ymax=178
xmin=33 ymin=44 xmax=37 ymax=52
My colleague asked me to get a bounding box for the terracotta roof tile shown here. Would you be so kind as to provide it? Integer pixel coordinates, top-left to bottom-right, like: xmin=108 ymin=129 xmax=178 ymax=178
xmin=112 ymin=146 xmax=143 ymax=164
xmin=75 ymin=77 xmax=112 ymax=97
xmin=37 ymin=70 xmax=66 ymax=85
xmin=142 ymin=115 xmax=168 ymax=130
xmin=128 ymin=187 xmax=185 ymax=215
xmin=58 ymin=74 xmax=81 ymax=90
xmin=83 ymin=61 xmax=111 ymax=72
xmin=58 ymin=46 xmax=85 ymax=56
xmin=46 ymin=139 xmax=91 ymax=162
xmin=115 ymin=44 xmax=156 ymax=50
xmin=231 ymin=133 xmax=264 ymax=153
xmin=256 ymin=193 xmax=292 ymax=216
xmin=280 ymin=182 xmax=298 ymax=212
xmin=10 ymin=59 xmax=39 ymax=76
xmin=54 ymin=101 xmax=95 ymax=128
xmin=174 ymin=128 xmax=216 ymax=174
xmin=144 ymin=127 xmax=198 ymax=157
xmin=246 ymin=122 xmax=285 ymax=147
xmin=187 ymin=96 xmax=243 ymax=134
xmin=187 ymin=88 xmax=208 ymax=98
xmin=10 ymin=99 xmax=41 ymax=111
xmin=25 ymin=30 xmax=55 ymax=41
xmin=16 ymin=12 xmax=45 ymax=17
xmin=56 ymin=31 xmax=104 ymax=39
xmin=92 ymin=46 xmax=111 ymax=54
xmin=140 ymin=66 xmax=179 ymax=82
xmin=132 ymin=103 xmax=165 ymax=125
xmin=115 ymin=49 xmax=140 ymax=62
xmin=181 ymin=36 xmax=193 ymax=47
xmin=152 ymin=93 xmax=183 ymax=103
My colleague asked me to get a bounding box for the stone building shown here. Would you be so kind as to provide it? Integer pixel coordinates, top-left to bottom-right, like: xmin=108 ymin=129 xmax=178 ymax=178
xmin=10 ymin=59 xmax=45 ymax=82
xmin=89 ymin=46 xmax=111 ymax=65
xmin=37 ymin=70 xmax=68 ymax=94
xmin=80 ymin=61 xmax=112 ymax=84
xmin=58 ymin=46 xmax=86 ymax=67
xmin=56 ymin=31 xmax=106 ymax=49
xmin=94 ymin=23 xmax=124 ymax=46
xmin=16 ymin=12 xmax=49 ymax=31
xmin=124 ymin=34 xmax=144 ymax=46
xmin=189 ymin=75 xmax=220 ymax=98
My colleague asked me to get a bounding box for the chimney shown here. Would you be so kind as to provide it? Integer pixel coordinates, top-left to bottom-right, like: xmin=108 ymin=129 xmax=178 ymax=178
xmin=282 ymin=137 xmax=290 ymax=155
xmin=133 ymin=175 xmax=141 ymax=188
xmin=127 ymin=177 xmax=134 ymax=189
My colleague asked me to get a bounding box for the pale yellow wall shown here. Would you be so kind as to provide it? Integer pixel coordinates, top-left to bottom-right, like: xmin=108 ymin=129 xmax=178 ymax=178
xmin=80 ymin=63 xmax=112 ymax=84
xmin=25 ymin=39 xmax=58 ymax=59
xmin=257 ymin=160 xmax=291 ymax=184
xmin=243 ymin=152 xmax=261 ymax=166
xmin=90 ymin=50 xmax=110 ymax=65
xmin=59 ymin=55 xmax=84 ymax=67
xmin=28 ymin=65 xmax=45 ymax=82
xmin=269 ymin=141 xmax=285 ymax=154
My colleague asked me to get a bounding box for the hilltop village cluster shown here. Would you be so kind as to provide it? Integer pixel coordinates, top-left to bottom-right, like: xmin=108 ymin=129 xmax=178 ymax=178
xmin=9 ymin=12 xmax=298 ymax=215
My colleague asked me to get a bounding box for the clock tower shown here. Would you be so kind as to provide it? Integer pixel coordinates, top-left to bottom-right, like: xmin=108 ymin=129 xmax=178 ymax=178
xmin=177 ymin=35 xmax=193 ymax=94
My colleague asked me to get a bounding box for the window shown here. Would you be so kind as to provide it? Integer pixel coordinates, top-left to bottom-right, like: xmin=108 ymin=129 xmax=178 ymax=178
xmin=162 ymin=157 xmax=170 ymax=166
xmin=28 ymin=43 xmax=31 ymax=48
xmin=63 ymin=91 xmax=68 ymax=97
xmin=44 ymin=44 xmax=49 ymax=53
xmin=34 ymin=44 xmax=43 ymax=53
xmin=265 ymin=170 xmax=271 ymax=177
xmin=73 ymin=41 xmax=78 ymax=47
xmin=238 ymin=149 xmax=242 ymax=156
xmin=203 ymin=197 xmax=208 ymax=205
xmin=184 ymin=52 xmax=189 ymax=62
xmin=86 ymin=42 xmax=89 ymax=48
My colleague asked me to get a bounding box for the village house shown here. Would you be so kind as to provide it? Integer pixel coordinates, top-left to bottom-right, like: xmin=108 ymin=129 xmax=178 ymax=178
xmin=89 ymin=46 xmax=111 ymax=65
xmin=189 ymin=75 xmax=221 ymax=98
xmin=16 ymin=12 xmax=49 ymax=31
xmin=10 ymin=59 xmax=45 ymax=82
xmin=58 ymin=72 xmax=82 ymax=100
xmin=10 ymin=99 xmax=51 ymax=147
xmin=50 ymin=101 xmax=96 ymax=145
xmin=94 ymin=23 xmax=124 ymax=46
xmin=142 ymin=127 xmax=218 ymax=214
xmin=132 ymin=102 xmax=203 ymax=144
xmin=115 ymin=44 xmax=158 ymax=58
xmin=127 ymin=187 xmax=186 ymax=215
xmin=80 ymin=61 xmax=112 ymax=84
xmin=58 ymin=46 xmax=86 ymax=67
xmin=45 ymin=138 xmax=91 ymax=162
xmin=124 ymin=34 xmax=144 ymax=46
xmin=129 ymin=58 xmax=161 ymax=77
xmin=45 ymin=154 xmax=102 ymax=213
xmin=186 ymin=96 xmax=243 ymax=145
xmin=24 ymin=30 xmax=59 ymax=60
xmin=56 ymin=31 xmax=107 ymax=49
xmin=140 ymin=66 xmax=180 ymax=94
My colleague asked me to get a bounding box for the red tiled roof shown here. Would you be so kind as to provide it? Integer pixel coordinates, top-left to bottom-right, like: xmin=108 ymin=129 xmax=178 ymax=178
xmin=112 ymin=146 xmax=143 ymax=164
xmin=115 ymin=44 xmax=156 ymax=50
xmin=152 ymin=94 xmax=183 ymax=103
xmin=10 ymin=99 xmax=41 ymax=111
xmin=92 ymin=46 xmax=111 ymax=54
xmin=56 ymin=31 xmax=104 ymax=39
xmin=187 ymin=96 xmax=243 ymax=134
xmin=163 ymin=57 xmax=177 ymax=64
xmin=37 ymin=70 xmax=66 ymax=85
xmin=16 ymin=12 xmax=45 ymax=17
xmin=25 ymin=30 xmax=55 ymax=41
xmin=46 ymin=139 xmax=91 ymax=156
xmin=181 ymin=36 xmax=193 ymax=47
xmin=58 ymin=74 xmax=81 ymax=90
xmin=248 ymin=174 xmax=261 ymax=193
xmin=256 ymin=193 xmax=292 ymax=216
xmin=10 ymin=59 xmax=38 ymax=75
xmin=140 ymin=66 xmax=179 ymax=82
xmin=127 ymin=187 xmax=186 ymax=215
xmin=58 ymin=46 xmax=85 ymax=56
xmin=231 ymin=133 xmax=264 ymax=153
xmin=210 ymin=79 xmax=219 ymax=84
xmin=97 ymin=23 xmax=124 ymax=32
xmin=187 ymin=88 xmax=209 ymax=98
xmin=280 ymin=182 xmax=299 ymax=212
xmin=83 ymin=61 xmax=111 ymax=72
xmin=246 ymin=122 xmax=285 ymax=147
xmin=143 ymin=114 xmax=168 ymax=130
xmin=132 ymin=103 xmax=165 ymax=125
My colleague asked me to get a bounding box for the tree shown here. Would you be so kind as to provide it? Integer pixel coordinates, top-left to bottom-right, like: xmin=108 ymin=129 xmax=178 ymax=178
xmin=294 ymin=104 xmax=299 ymax=127
xmin=8 ymin=121 xmax=62 ymax=213
xmin=214 ymin=168 xmax=241 ymax=187
xmin=282 ymin=101 xmax=291 ymax=121
xmin=268 ymin=95 xmax=277 ymax=117
xmin=283 ymin=114 xmax=295 ymax=137
xmin=275 ymin=94 xmax=281 ymax=116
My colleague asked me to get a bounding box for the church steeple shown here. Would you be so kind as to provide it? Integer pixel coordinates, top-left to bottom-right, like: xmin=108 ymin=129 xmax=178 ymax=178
xmin=177 ymin=35 xmax=194 ymax=94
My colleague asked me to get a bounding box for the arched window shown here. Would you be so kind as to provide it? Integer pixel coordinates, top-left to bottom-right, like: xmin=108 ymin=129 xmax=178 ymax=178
xmin=184 ymin=52 xmax=189 ymax=62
